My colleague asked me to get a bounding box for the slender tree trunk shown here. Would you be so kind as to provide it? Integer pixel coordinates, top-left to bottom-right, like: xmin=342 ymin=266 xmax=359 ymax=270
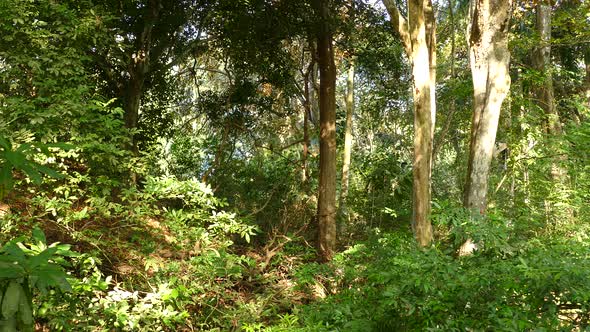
xmin=532 ymin=1 xmax=572 ymax=222
xmin=463 ymin=0 xmax=512 ymax=213
xmin=337 ymin=61 xmax=355 ymax=222
xmin=309 ymin=41 xmax=320 ymax=129
xmin=316 ymin=0 xmax=337 ymax=262
xmin=302 ymin=52 xmax=315 ymax=185
xmin=383 ymin=0 xmax=436 ymax=247
xmin=302 ymin=99 xmax=310 ymax=184
xmin=584 ymin=47 xmax=590 ymax=115
xmin=433 ymin=0 xmax=455 ymax=161
xmin=532 ymin=1 xmax=560 ymax=136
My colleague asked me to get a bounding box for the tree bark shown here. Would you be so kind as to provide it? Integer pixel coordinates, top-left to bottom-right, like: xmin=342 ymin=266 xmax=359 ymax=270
xmin=316 ymin=0 xmax=337 ymax=262
xmin=337 ymin=61 xmax=355 ymax=222
xmin=302 ymin=95 xmax=310 ymax=184
xmin=463 ymin=0 xmax=512 ymax=214
xmin=532 ymin=1 xmax=573 ymax=222
xmin=302 ymin=51 xmax=315 ymax=185
xmin=584 ymin=47 xmax=590 ymax=115
xmin=383 ymin=0 xmax=436 ymax=247
xmin=123 ymin=0 xmax=160 ymax=156
xmin=432 ymin=0 xmax=455 ymax=161
xmin=532 ymin=1 xmax=560 ymax=136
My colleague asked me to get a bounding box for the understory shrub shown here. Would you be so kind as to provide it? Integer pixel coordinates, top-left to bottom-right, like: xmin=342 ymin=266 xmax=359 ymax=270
xmin=293 ymin=224 xmax=590 ymax=331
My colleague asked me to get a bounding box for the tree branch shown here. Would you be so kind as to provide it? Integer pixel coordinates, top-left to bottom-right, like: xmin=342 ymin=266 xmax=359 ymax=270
xmin=382 ymin=0 xmax=412 ymax=54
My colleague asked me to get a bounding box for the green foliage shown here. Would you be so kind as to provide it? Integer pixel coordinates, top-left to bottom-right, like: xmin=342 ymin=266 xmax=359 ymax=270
xmin=0 ymin=135 xmax=71 ymax=199
xmin=0 ymin=0 xmax=588 ymax=330
xmin=15 ymin=174 xmax=262 ymax=330
xmin=292 ymin=224 xmax=590 ymax=331
xmin=0 ymin=228 xmax=74 ymax=332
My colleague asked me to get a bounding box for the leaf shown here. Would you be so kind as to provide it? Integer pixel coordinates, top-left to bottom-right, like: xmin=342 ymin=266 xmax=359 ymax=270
xmin=0 ymin=316 xmax=17 ymax=332
xmin=32 ymin=228 xmax=46 ymax=245
xmin=55 ymin=244 xmax=79 ymax=257
xmin=33 ymin=163 xmax=64 ymax=180
xmin=34 ymin=264 xmax=71 ymax=292
xmin=0 ymin=137 xmax=10 ymax=151
xmin=14 ymin=143 xmax=32 ymax=154
xmin=0 ymin=165 xmax=13 ymax=198
xmin=1 ymin=244 xmax=26 ymax=264
xmin=18 ymin=294 xmax=33 ymax=326
xmin=2 ymin=151 xmax=25 ymax=168
xmin=0 ymin=262 xmax=24 ymax=279
xmin=29 ymin=247 xmax=58 ymax=269
xmin=1 ymin=282 xmax=21 ymax=319
xmin=17 ymin=163 xmax=41 ymax=185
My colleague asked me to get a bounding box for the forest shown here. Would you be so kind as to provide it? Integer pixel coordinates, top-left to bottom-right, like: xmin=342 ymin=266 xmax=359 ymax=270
xmin=0 ymin=0 xmax=589 ymax=330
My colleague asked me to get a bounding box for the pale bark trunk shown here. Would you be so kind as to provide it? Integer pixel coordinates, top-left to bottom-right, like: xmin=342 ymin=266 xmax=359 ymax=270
xmin=383 ymin=0 xmax=436 ymax=247
xmin=463 ymin=0 xmax=512 ymax=215
xmin=532 ymin=1 xmax=572 ymax=222
xmin=584 ymin=47 xmax=590 ymax=115
xmin=302 ymin=100 xmax=310 ymax=184
xmin=316 ymin=0 xmax=337 ymax=262
xmin=532 ymin=1 xmax=560 ymax=136
xmin=302 ymin=55 xmax=314 ymax=185
xmin=432 ymin=0 xmax=455 ymax=161
xmin=337 ymin=62 xmax=355 ymax=221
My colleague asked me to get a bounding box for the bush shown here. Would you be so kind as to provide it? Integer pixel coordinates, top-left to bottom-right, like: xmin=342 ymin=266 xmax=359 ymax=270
xmin=292 ymin=222 xmax=590 ymax=331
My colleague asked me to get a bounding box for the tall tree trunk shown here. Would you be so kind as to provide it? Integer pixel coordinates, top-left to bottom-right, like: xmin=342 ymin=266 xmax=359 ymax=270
xmin=123 ymin=0 xmax=160 ymax=156
xmin=337 ymin=61 xmax=355 ymax=222
xmin=302 ymin=98 xmax=310 ymax=184
xmin=532 ymin=0 xmax=560 ymax=136
xmin=383 ymin=0 xmax=436 ymax=247
xmin=463 ymin=0 xmax=512 ymax=213
xmin=125 ymin=69 xmax=146 ymax=156
xmin=432 ymin=0 xmax=455 ymax=161
xmin=532 ymin=1 xmax=572 ymax=223
xmin=316 ymin=0 xmax=337 ymax=262
xmin=584 ymin=47 xmax=590 ymax=114
xmin=302 ymin=51 xmax=316 ymax=185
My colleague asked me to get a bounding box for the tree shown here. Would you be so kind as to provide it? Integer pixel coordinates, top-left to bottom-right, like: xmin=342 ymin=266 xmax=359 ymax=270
xmin=93 ymin=0 xmax=212 ymax=154
xmin=337 ymin=61 xmax=355 ymax=224
xmin=382 ymin=0 xmax=436 ymax=246
xmin=461 ymin=0 xmax=512 ymax=254
xmin=315 ymin=0 xmax=337 ymax=261
xmin=532 ymin=0 xmax=560 ymax=136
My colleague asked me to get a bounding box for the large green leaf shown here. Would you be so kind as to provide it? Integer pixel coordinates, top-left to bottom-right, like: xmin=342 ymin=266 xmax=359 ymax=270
xmin=32 ymin=163 xmax=64 ymax=180
xmin=0 ymin=164 xmax=13 ymax=197
xmin=17 ymin=294 xmax=32 ymax=326
xmin=0 ymin=262 xmax=24 ymax=279
xmin=0 ymin=316 xmax=17 ymax=332
xmin=14 ymin=143 xmax=32 ymax=154
xmin=17 ymin=163 xmax=41 ymax=185
xmin=34 ymin=264 xmax=71 ymax=292
xmin=0 ymin=244 xmax=25 ymax=265
xmin=29 ymin=247 xmax=57 ymax=269
xmin=31 ymin=228 xmax=46 ymax=246
xmin=0 ymin=137 xmax=10 ymax=151
xmin=1 ymin=282 xmax=21 ymax=320
xmin=2 ymin=151 xmax=24 ymax=169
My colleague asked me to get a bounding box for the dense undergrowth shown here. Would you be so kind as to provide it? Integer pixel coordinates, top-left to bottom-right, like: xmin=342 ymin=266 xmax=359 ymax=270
xmin=0 ymin=120 xmax=589 ymax=331
xmin=1 ymin=166 xmax=590 ymax=331
xmin=1 ymin=122 xmax=589 ymax=331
